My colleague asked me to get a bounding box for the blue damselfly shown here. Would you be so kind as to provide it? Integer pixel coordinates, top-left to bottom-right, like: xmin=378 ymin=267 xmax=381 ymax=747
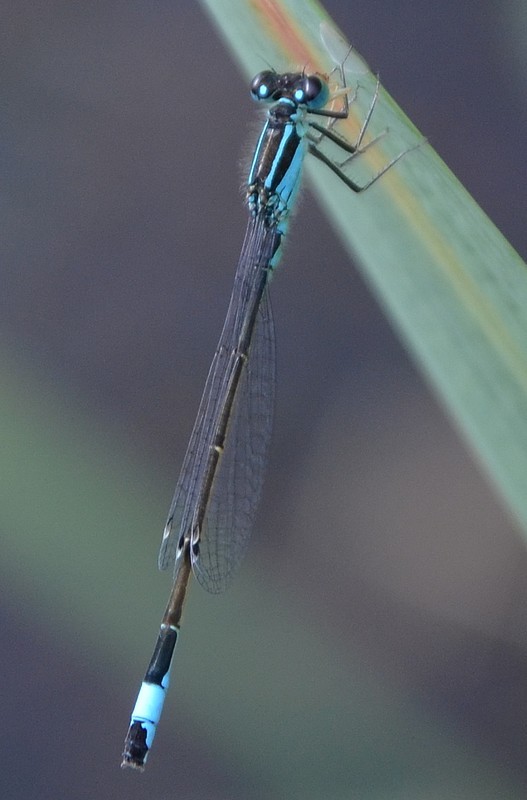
xmin=122 ymin=48 xmax=410 ymax=770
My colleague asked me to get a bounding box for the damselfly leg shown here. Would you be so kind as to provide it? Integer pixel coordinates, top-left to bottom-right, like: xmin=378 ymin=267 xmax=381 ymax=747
xmin=307 ymin=54 xmax=419 ymax=192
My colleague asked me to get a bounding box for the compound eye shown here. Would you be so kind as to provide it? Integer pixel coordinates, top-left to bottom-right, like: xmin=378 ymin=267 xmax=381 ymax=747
xmin=250 ymin=71 xmax=278 ymax=101
xmin=294 ymin=74 xmax=329 ymax=108
xmin=304 ymin=75 xmax=323 ymax=102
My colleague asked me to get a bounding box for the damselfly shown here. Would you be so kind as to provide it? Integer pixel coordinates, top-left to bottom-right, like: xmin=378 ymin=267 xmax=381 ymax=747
xmin=122 ymin=51 xmax=410 ymax=770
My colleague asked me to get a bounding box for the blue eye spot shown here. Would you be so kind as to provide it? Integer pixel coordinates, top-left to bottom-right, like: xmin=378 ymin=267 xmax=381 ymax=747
xmin=259 ymin=85 xmax=269 ymax=98
xmin=294 ymin=89 xmax=304 ymax=102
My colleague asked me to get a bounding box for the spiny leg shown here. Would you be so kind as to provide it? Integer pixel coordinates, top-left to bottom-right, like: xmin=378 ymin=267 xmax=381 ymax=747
xmin=308 ymin=138 xmax=424 ymax=193
xmin=351 ymin=75 xmax=381 ymax=153
xmin=307 ymin=46 xmax=359 ymax=146
xmin=308 ymin=64 xmax=424 ymax=189
xmin=308 ymin=143 xmax=364 ymax=192
xmin=307 ymin=76 xmax=386 ymax=164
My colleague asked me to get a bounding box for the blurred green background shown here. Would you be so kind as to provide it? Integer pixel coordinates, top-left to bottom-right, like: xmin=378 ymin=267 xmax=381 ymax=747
xmin=2 ymin=2 xmax=527 ymax=798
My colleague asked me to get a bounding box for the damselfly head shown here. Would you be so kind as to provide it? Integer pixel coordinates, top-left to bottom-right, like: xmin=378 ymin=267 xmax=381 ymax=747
xmin=250 ymin=70 xmax=329 ymax=109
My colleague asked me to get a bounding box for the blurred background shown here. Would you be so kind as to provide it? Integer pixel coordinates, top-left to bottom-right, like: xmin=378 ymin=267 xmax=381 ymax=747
xmin=1 ymin=1 xmax=527 ymax=798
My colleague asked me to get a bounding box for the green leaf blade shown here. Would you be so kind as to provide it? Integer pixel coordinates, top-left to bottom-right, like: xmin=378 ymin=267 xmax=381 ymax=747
xmin=203 ymin=0 xmax=527 ymax=537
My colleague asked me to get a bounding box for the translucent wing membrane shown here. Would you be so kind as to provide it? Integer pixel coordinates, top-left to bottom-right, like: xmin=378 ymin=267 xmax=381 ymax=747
xmin=195 ymin=291 xmax=274 ymax=592
xmin=158 ymin=217 xmax=278 ymax=593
